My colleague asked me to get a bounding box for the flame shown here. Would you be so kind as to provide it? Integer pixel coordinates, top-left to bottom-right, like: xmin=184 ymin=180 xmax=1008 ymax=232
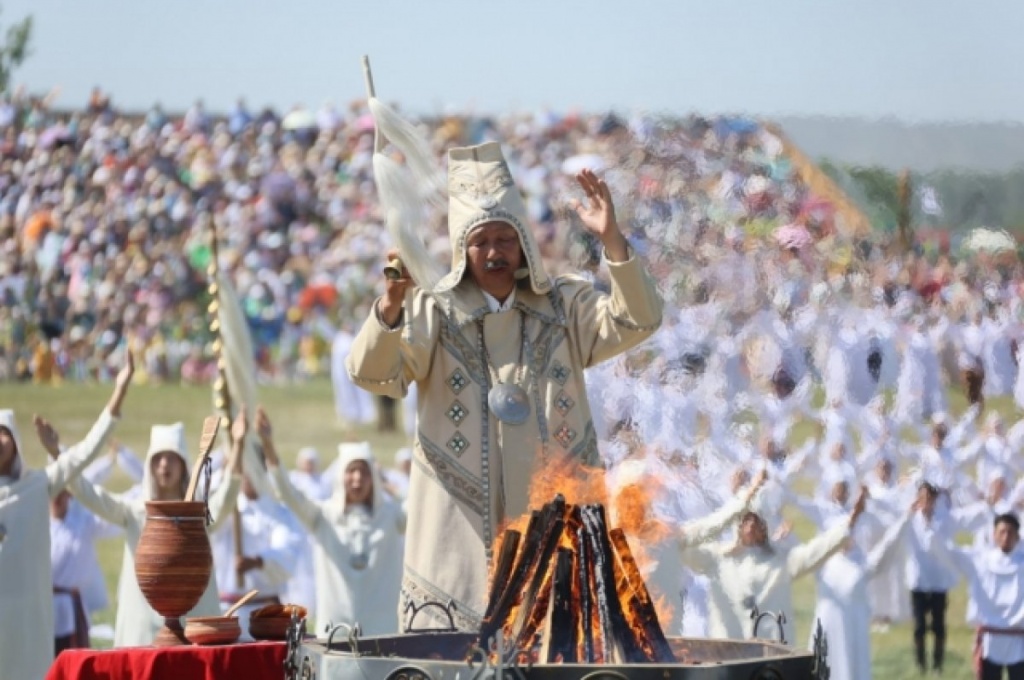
xmin=652 ymin=594 xmax=675 ymax=633
xmin=527 ymin=457 xmax=609 ymax=511
xmin=487 ymin=455 xmax=682 ymax=665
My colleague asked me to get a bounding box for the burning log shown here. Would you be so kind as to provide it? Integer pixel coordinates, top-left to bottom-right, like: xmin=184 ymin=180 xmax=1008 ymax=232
xmin=572 ymin=514 xmax=596 ymax=662
xmin=580 ymin=504 xmax=644 ymax=663
xmin=484 ymin=529 xmax=521 ymax=621
xmin=510 ymin=511 xmax=564 ymax=646
xmin=540 ymin=547 xmax=577 ymax=663
xmin=481 ymin=496 xmax=565 ymax=647
xmin=480 ymin=510 xmax=541 ymax=644
xmin=482 ymin=496 xmax=672 ymax=666
xmin=609 ymin=528 xmax=675 ymax=663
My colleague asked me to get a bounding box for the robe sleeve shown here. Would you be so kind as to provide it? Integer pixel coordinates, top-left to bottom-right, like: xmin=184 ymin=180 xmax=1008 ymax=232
xmin=67 ymin=473 xmax=133 ymax=528
xmin=678 ymin=495 xmax=747 ymax=548
xmin=207 ymin=473 xmax=242 ymax=531
xmin=928 ymin=535 xmax=976 ymax=582
xmin=865 ymin=510 xmax=912 ymax=577
xmin=563 ymin=252 xmax=663 ymax=368
xmin=259 ymin=513 xmax=302 ymax=586
xmin=269 ymin=465 xmax=325 ymax=532
xmin=46 ymin=408 xmax=118 ymax=499
xmin=345 ymin=291 xmax=441 ymax=399
xmin=83 ymin=454 xmax=115 ymax=485
xmin=786 ymin=522 xmax=850 ymax=578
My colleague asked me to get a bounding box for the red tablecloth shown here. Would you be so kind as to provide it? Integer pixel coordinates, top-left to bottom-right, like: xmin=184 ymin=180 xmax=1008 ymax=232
xmin=46 ymin=641 xmax=287 ymax=680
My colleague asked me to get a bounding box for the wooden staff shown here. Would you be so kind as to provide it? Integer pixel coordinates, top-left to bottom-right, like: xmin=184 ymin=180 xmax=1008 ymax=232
xmin=207 ymin=221 xmax=245 ymax=592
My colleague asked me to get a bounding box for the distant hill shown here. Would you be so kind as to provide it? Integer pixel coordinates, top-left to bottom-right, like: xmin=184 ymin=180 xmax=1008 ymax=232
xmin=774 ymin=116 xmax=1024 ymax=173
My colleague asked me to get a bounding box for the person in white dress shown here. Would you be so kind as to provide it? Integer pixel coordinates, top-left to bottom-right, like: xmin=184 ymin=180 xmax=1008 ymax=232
xmin=863 ymin=455 xmax=913 ymax=626
xmin=261 ymin=408 xmax=406 ymax=636
xmin=67 ymin=413 xmax=247 ymax=647
xmin=49 ymin=486 xmax=121 ymax=653
xmin=981 ymin=313 xmax=1017 ymax=398
xmin=37 ymin=427 xmax=128 ymax=650
xmin=0 ymin=355 xmax=131 ymax=680
xmin=894 ymin=317 xmax=946 ymax=425
xmin=284 ymin=446 xmax=330 ymax=617
xmin=212 ymin=473 xmax=301 ymax=639
xmin=331 ymin=327 xmax=376 ymax=428
xmin=809 ymin=498 xmax=915 ymax=680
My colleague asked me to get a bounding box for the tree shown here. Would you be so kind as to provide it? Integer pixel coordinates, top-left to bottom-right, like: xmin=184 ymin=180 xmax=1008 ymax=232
xmin=0 ymin=6 xmax=31 ymax=94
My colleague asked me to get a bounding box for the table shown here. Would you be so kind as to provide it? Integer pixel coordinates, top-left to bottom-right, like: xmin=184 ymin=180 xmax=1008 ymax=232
xmin=46 ymin=641 xmax=287 ymax=680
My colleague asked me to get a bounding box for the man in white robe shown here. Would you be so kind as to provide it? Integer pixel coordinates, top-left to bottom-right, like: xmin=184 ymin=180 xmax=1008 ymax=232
xmin=931 ymin=513 xmax=1024 ymax=680
xmin=904 ymin=482 xmax=959 ymax=674
xmin=261 ymin=408 xmax=406 ymax=636
xmin=67 ymin=414 xmax=247 ymax=646
xmin=0 ymin=356 xmax=131 ymax=680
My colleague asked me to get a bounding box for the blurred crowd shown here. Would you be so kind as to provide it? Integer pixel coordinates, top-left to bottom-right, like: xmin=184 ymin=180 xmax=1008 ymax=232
xmin=1 ymin=86 xmax=1022 ymax=387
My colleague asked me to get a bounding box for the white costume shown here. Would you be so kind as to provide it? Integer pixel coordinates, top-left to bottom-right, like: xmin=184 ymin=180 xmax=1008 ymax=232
xmin=270 ymin=442 xmax=406 ymax=636
xmin=932 ymin=534 xmax=1024 ymax=669
xmin=68 ymin=423 xmax=240 ymax=647
xmin=285 ymin=447 xmax=330 ymax=616
xmin=894 ymin=321 xmax=946 ymax=425
xmin=331 ymin=329 xmax=377 ymax=427
xmin=809 ymin=511 xmax=912 ymax=680
xmin=50 ymin=500 xmax=121 ymax=639
xmin=682 ymin=514 xmax=851 ymax=642
xmin=213 ymin=491 xmax=300 ymax=638
xmin=0 ymin=407 xmax=116 ymax=680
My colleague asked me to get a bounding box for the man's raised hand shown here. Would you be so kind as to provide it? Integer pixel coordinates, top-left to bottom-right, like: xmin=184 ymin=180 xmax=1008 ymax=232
xmin=572 ymin=169 xmax=628 ymax=262
xmin=107 ymin=351 xmax=135 ymax=418
xmin=256 ymin=406 xmax=279 ymax=468
xmin=33 ymin=416 xmax=61 ymax=459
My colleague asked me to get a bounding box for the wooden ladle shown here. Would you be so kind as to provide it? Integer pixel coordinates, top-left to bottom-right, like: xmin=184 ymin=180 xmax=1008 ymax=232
xmin=184 ymin=416 xmax=222 ymax=502
xmin=224 ymin=589 xmax=260 ymax=618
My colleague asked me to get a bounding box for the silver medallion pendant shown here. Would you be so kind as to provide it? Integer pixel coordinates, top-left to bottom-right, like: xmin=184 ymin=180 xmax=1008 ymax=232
xmin=488 ymin=382 xmax=530 ymax=425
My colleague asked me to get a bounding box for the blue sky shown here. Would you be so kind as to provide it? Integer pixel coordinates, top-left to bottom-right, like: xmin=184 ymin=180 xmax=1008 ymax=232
xmin=4 ymin=1 xmax=1022 ymax=122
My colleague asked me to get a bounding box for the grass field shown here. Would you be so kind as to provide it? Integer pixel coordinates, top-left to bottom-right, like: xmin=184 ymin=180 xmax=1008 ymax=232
xmin=4 ymin=378 xmax=999 ymax=678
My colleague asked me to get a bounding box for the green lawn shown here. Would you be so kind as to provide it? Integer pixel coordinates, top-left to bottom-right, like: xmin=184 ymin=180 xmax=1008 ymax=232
xmin=5 ymin=379 xmax=1002 ymax=678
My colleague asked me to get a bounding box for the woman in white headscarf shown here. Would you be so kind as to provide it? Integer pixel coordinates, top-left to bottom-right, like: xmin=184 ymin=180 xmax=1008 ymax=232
xmin=0 ymin=355 xmax=131 ymax=679
xmin=260 ymin=407 xmax=406 ymax=636
xmin=66 ymin=413 xmax=247 ymax=647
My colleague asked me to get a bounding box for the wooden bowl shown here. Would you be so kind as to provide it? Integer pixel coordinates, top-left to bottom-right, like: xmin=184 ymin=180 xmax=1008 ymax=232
xmin=248 ymin=616 xmax=293 ymax=641
xmin=184 ymin=616 xmax=241 ymax=646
